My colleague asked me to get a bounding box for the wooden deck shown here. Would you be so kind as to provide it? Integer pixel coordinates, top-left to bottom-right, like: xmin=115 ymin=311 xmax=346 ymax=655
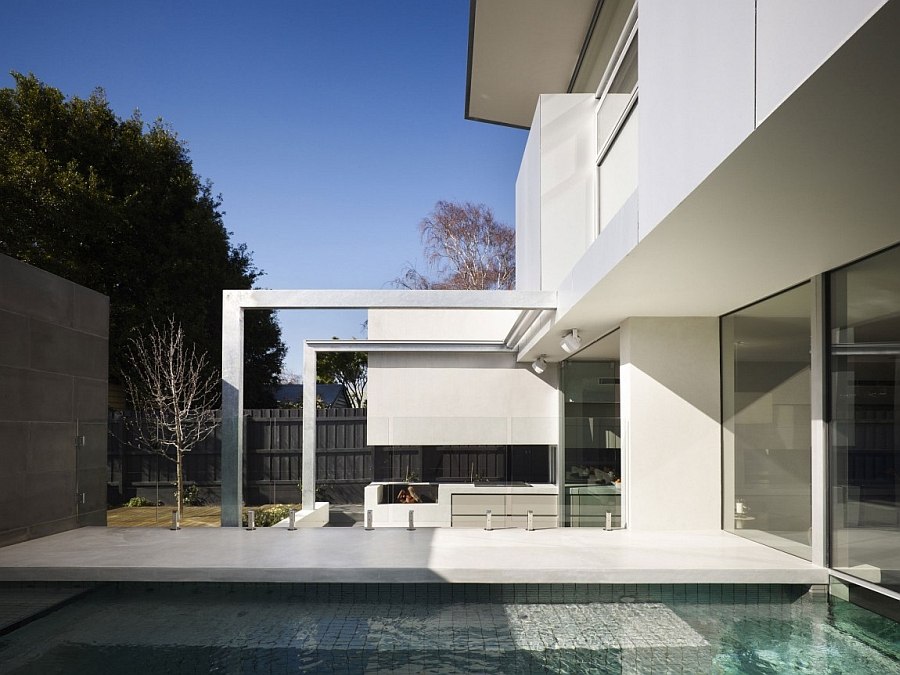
xmin=106 ymin=506 xmax=223 ymax=527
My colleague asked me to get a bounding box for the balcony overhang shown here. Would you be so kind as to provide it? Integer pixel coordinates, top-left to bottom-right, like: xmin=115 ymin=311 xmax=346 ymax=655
xmin=520 ymin=0 xmax=900 ymax=361
xmin=466 ymin=0 xmax=598 ymax=128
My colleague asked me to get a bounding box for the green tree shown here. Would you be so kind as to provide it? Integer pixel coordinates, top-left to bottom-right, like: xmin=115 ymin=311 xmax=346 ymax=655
xmin=317 ymin=342 xmax=367 ymax=408
xmin=0 ymin=73 xmax=285 ymax=405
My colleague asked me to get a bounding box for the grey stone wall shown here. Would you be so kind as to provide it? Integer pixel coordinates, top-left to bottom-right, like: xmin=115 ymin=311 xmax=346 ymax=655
xmin=0 ymin=254 xmax=109 ymax=546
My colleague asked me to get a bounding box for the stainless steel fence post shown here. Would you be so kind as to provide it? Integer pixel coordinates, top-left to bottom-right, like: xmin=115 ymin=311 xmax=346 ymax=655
xmin=485 ymin=509 xmax=492 ymax=531
xmin=247 ymin=509 xmax=256 ymax=530
xmin=170 ymin=509 xmax=180 ymax=531
xmin=604 ymin=511 xmax=612 ymax=531
xmin=526 ymin=509 xmax=534 ymax=531
xmin=366 ymin=509 xmax=373 ymax=530
xmin=407 ymin=509 xmax=415 ymax=531
xmin=288 ymin=508 xmax=297 ymax=531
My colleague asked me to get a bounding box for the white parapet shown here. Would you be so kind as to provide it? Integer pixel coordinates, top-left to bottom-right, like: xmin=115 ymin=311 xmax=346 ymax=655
xmin=273 ymin=502 xmax=330 ymax=528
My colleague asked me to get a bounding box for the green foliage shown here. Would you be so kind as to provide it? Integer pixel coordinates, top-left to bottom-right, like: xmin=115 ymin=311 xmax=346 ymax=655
xmin=242 ymin=504 xmax=297 ymax=527
xmin=125 ymin=496 xmax=152 ymax=507
xmin=316 ymin=343 xmax=367 ymax=407
xmin=0 ymin=73 xmax=285 ymax=405
xmin=181 ymin=484 xmax=204 ymax=506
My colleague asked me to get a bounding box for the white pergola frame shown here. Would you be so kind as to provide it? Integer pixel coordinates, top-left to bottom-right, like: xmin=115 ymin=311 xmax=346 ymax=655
xmin=220 ymin=289 xmax=556 ymax=526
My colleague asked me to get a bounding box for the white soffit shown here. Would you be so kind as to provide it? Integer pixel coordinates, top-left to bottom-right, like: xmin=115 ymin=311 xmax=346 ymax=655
xmin=466 ymin=0 xmax=598 ymax=128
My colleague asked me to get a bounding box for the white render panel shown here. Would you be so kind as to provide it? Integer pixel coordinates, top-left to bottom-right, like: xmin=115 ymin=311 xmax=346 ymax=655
xmin=639 ymin=0 xmax=756 ymax=236
xmin=367 ymin=351 xmax=558 ymax=446
xmin=368 ymin=309 xmax=520 ymax=341
xmin=515 ymin=94 xmax=595 ymax=292
xmin=539 ymin=94 xmax=596 ymax=290
xmin=515 ymin=103 xmax=543 ymax=291
xmin=621 ymin=318 xmax=721 ymax=530
xmin=756 ymin=0 xmax=887 ymax=124
xmin=598 ymin=107 xmax=638 ymax=232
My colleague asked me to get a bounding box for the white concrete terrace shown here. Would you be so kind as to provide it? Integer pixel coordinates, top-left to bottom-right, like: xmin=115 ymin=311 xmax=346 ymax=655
xmin=0 ymin=526 xmax=826 ymax=585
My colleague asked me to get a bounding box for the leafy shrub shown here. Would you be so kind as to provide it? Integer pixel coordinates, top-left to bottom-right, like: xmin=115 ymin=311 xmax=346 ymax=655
xmin=125 ymin=496 xmax=152 ymax=507
xmin=182 ymin=484 xmax=204 ymax=506
xmin=242 ymin=504 xmax=297 ymax=527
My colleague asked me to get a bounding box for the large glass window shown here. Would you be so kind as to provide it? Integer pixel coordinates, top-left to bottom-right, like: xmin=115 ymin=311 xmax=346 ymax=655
xmin=722 ymin=284 xmax=812 ymax=560
xmin=830 ymin=245 xmax=900 ymax=593
xmin=562 ymin=361 xmax=621 ymax=527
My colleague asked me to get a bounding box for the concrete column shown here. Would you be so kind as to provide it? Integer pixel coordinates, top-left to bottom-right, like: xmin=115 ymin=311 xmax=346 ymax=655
xmin=810 ymin=276 xmax=827 ymax=567
xmin=302 ymin=343 xmax=317 ymax=509
xmin=620 ymin=318 xmax=721 ymax=530
xmin=220 ymin=293 xmax=244 ymax=527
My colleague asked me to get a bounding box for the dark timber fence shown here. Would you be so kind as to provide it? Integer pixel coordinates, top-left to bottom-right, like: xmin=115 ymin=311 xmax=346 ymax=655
xmin=107 ymin=408 xmax=372 ymax=506
xmin=108 ymin=409 xmax=551 ymax=506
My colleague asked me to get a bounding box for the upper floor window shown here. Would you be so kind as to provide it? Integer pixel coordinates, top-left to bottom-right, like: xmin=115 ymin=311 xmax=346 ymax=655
xmin=569 ymin=0 xmax=637 ymax=94
xmin=595 ymin=20 xmax=638 ymax=235
xmin=597 ymin=33 xmax=638 ymax=158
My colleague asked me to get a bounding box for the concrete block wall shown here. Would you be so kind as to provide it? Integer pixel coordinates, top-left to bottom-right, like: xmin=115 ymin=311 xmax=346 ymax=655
xmin=0 ymin=254 xmax=109 ymax=546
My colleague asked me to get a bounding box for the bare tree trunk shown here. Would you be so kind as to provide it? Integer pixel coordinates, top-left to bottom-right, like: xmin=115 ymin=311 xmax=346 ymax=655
xmin=176 ymin=448 xmax=184 ymax=522
xmin=122 ymin=318 xmax=219 ymax=524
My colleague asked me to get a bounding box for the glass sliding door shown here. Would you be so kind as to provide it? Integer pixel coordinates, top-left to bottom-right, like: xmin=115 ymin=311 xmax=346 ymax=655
xmin=561 ymin=360 xmax=622 ymax=527
xmin=830 ymin=245 xmax=900 ymax=593
xmin=722 ymin=284 xmax=813 ymax=560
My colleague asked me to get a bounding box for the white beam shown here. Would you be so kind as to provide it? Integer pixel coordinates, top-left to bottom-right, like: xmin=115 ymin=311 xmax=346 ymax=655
xmin=225 ymin=288 xmax=556 ymax=310
xmin=305 ymin=340 xmax=513 ymax=353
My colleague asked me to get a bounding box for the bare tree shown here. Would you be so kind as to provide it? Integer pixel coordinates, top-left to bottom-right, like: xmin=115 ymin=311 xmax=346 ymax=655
xmin=123 ymin=318 xmax=219 ymax=522
xmin=394 ymin=200 xmax=515 ymax=290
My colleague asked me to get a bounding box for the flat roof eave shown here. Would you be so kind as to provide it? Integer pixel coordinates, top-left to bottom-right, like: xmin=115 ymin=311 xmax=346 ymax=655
xmin=466 ymin=0 xmax=598 ymax=128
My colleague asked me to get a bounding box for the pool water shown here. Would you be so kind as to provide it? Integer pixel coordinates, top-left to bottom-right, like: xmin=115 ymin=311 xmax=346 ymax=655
xmin=0 ymin=583 xmax=897 ymax=674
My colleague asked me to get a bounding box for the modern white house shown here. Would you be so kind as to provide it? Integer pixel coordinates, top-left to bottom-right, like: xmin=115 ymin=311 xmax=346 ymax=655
xmin=220 ymin=0 xmax=900 ymax=606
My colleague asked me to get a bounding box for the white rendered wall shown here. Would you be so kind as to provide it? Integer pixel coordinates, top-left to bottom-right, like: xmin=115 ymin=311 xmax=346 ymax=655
xmin=756 ymin=0 xmax=888 ymax=125
xmin=638 ymin=0 xmax=756 ymax=237
xmin=620 ymin=318 xmax=721 ymax=530
xmin=368 ymin=308 xmax=518 ymax=342
xmin=516 ymin=106 xmax=542 ymax=291
xmin=598 ymin=107 xmax=639 ymax=232
xmin=639 ymin=0 xmax=886 ymax=238
xmin=367 ymin=309 xmax=559 ymax=446
xmin=515 ymin=94 xmax=595 ymax=292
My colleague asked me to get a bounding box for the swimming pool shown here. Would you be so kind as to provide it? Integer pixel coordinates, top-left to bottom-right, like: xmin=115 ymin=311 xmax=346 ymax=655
xmin=0 ymin=583 xmax=897 ymax=673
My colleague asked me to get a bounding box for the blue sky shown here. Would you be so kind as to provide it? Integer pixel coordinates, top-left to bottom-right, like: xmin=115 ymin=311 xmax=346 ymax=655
xmin=1 ymin=0 xmax=527 ymax=375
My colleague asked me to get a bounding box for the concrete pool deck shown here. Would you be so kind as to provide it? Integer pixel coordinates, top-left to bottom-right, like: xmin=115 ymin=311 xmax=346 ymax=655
xmin=0 ymin=526 xmax=827 ymax=585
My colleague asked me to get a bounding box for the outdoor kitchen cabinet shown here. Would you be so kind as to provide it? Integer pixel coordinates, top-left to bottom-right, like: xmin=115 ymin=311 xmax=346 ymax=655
xmin=450 ymin=492 xmax=557 ymax=528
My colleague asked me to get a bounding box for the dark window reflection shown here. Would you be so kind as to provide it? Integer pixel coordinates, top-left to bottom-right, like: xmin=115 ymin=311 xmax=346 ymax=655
xmin=830 ymin=245 xmax=900 ymax=593
xmin=722 ymin=284 xmax=812 ymax=560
